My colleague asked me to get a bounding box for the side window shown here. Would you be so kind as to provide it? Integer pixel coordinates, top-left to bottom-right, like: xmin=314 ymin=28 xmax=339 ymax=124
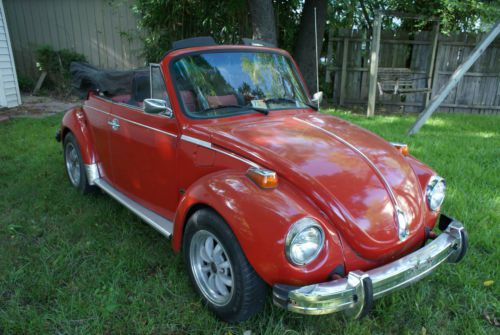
xmin=150 ymin=64 xmax=171 ymax=107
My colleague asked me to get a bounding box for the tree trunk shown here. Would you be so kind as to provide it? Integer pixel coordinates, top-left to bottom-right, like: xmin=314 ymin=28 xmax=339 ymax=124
xmin=247 ymin=0 xmax=277 ymax=46
xmin=293 ymin=0 xmax=327 ymax=94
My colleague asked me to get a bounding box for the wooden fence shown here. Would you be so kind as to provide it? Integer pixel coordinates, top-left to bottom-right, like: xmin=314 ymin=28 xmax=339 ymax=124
xmin=329 ymin=29 xmax=500 ymax=114
xmin=3 ymin=0 xmax=144 ymax=79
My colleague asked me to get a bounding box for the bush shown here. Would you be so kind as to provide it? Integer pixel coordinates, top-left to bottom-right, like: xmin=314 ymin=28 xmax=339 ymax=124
xmin=17 ymin=74 xmax=35 ymax=93
xmin=35 ymin=45 xmax=86 ymax=96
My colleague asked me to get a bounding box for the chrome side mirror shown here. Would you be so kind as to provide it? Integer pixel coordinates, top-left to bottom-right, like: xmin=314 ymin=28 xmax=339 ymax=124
xmin=144 ymin=98 xmax=173 ymax=117
xmin=311 ymin=91 xmax=324 ymax=105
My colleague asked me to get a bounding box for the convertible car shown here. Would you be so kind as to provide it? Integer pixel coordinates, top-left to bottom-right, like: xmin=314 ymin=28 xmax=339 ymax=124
xmin=57 ymin=37 xmax=467 ymax=322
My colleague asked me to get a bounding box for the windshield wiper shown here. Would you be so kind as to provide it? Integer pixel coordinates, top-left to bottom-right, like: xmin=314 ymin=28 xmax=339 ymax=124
xmin=201 ymin=105 xmax=269 ymax=115
xmin=264 ymin=97 xmax=297 ymax=105
xmin=264 ymin=97 xmax=318 ymax=111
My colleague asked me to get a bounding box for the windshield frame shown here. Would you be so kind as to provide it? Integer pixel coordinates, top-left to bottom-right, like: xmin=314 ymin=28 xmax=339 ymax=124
xmin=168 ymin=48 xmax=311 ymax=120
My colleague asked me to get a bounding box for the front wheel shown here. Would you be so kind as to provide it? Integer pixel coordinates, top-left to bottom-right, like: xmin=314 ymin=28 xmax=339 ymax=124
xmin=183 ymin=209 xmax=267 ymax=322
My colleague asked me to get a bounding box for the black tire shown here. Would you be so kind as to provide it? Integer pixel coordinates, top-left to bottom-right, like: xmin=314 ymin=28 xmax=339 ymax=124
xmin=63 ymin=132 xmax=95 ymax=194
xmin=183 ymin=208 xmax=267 ymax=322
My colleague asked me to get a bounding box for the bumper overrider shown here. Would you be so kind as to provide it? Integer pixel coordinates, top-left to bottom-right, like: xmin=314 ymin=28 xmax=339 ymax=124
xmin=273 ymin=215 xmax=468 ymax=318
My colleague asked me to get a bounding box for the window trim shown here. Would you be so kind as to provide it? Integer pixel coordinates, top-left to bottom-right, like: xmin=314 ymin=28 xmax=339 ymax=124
xmin=168 ymin=49 xmax=311 ymax=120
xmin=92 ymin=63 xmax=174 ymax=119
xmin=149 ymin=63 xmax=172 ymax=109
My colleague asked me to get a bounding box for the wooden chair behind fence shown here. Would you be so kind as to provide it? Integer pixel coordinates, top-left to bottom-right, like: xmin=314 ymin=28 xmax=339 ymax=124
xmin=377 ymin=67 xmax=431 ymax=95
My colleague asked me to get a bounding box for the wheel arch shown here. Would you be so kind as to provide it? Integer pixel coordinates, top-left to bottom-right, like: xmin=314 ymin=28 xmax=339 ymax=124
xmin=60 ymin=107 xmax=97 ymax=165
xmin=172 ymin=170 xmax=346 ymax=286
xmin=178 ymin=202 xmax=214 ymax=248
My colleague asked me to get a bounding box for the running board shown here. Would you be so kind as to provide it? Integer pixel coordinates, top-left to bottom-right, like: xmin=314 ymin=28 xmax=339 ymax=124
xmin=94 ymin=178 xmax=173 ymax=237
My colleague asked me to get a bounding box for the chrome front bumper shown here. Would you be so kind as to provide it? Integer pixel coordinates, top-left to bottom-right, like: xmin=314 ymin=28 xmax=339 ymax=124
xmin=273 ymin=215 xmax=468 ymax=318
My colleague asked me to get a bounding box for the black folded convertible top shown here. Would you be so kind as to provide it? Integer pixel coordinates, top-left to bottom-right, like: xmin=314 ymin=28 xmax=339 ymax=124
xmin=70 ymin=62 xmax=147 ymax=98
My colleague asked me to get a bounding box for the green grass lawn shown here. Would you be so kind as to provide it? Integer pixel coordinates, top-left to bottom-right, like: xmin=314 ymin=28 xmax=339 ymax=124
xmin=1 ymin=111 xmax=499 ymax=334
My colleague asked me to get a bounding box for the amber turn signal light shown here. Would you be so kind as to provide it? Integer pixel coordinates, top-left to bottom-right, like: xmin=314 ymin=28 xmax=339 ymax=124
xmin=246 ymin=167 xmax=278 ymax=189
xmin=391 ymin=142 xmax=409 ymax=156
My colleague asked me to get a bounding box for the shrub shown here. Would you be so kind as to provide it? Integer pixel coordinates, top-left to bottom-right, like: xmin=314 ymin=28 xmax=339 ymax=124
xmin=17 ymin=74 xmax=35 ymax=93
xmin=35 ymin=45 xmax=86 ymax=96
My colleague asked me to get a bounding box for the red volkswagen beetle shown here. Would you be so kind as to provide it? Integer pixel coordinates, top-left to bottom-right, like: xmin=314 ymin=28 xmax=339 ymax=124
xmin=57 ymin=37 xmax=467 ymax=322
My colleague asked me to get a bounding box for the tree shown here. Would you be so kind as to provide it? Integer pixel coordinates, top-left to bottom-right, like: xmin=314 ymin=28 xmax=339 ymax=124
xmin=248 ymin=0 xmax=278 ymax=45
xmin=134 ymin=0 xmax=251 ymax=62
xmin=293 ymin=0 xmax=328 ymax=93
xmin=328 ymin=0 xmax=500 ymax=34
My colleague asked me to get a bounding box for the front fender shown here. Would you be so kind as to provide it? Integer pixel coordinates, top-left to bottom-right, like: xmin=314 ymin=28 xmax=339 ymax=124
xmin=61 ymin=107 xmax=96 ymax=164
xmin=404 ymin=155 xmax=440 ymax=230
xmin=172 ymin=170 xmax=345 ymax=286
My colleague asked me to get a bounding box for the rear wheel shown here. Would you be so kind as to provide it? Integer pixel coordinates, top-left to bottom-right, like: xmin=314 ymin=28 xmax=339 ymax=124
xmin=63 ymin=133 xmax=94 ymax=194
xmin=183 ymin=209 xmax=267 ymax=322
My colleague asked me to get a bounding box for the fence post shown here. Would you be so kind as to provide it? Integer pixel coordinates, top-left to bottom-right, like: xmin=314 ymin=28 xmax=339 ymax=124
xmin=367 ymin=12 xmax=382 ymax=117
xmin=425 ymin=21 xmax=440 ymax=107
xmin=325 ymin=27 xmax=334 ymax=88
xmin=339 ymin=37 xmax=349 ymax=106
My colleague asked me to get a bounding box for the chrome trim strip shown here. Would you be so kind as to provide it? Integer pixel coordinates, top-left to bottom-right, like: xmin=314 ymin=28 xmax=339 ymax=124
xmin=85 ymin=106 xmax=259 ymax=168
xmin=211 ymin=147 xmax=260 ymax=168
xmin=86 ymin=104 xmax=112 ymax=115
xmin=94 ymin=178 xmax=173 ymax=237
xmin=85 ymin=105 xmax=177 ymax=138
xmin=293 ymin=117 xmax=406 ymax=236
xmin=84 ymin=163 xmax=100 ymax=185
xmin=275 ymin=220 xmax=466 ymax=316
xmin=293 ymin=117 xmax=399 ymax=206
xmin=180 ymin=135 xmax=260 ymax=168
xmin=180 ymin=134 xmax=212 ymax=148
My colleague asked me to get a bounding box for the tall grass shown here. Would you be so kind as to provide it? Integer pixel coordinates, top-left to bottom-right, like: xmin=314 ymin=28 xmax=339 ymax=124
xmin=0 ymin=111 xmax=498 ymax=334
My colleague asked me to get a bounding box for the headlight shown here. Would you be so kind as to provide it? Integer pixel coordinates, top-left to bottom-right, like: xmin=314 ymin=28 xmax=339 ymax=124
xmin=285 ymin=218 xmax=324 ymax=266
xmin=426 ymin=176 xmax=446 ymax=211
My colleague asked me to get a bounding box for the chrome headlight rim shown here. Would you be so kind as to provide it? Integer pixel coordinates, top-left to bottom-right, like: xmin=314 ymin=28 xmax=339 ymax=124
xmin=426 ymin=176 xmax=446 ymax=211
xmin=285 ymin=217 xmax=325 ymax=266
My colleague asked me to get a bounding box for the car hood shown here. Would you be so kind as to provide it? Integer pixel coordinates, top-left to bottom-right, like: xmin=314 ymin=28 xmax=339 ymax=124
xmin=198 ymin=112 xmax=427 ymax=261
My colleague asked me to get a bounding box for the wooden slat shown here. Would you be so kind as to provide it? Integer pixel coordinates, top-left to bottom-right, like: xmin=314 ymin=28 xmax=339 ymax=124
xmin=339 ymin=38 xmax=348 ymax=105
xmin=3 ymin=0 xmax=144 ymax=78
xmin=344 ymin=99 xmax=500 ymax=110
xmin=408 ymin=23 xmax=500 ymax=133
xmin=332 ymin=26 xmax=500 ymax=114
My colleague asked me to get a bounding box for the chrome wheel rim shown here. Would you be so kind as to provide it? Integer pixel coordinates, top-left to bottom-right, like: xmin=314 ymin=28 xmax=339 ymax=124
xmin=189 ymin=230 xmax=234 ymax=306
xmin=65 ymin=142 xmax=81 ymax=187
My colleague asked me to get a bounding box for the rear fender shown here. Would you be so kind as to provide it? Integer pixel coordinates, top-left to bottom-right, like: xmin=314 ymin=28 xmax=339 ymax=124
xmin=172 ymin=170 xmax=345 ymax=286
xmin=61 ymin=107 xmax=96 ymax=165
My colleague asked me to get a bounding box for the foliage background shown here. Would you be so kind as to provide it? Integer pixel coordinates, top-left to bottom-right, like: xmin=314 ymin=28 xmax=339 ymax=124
xmin=133 ymin=0 xmax=500 ymax=62
xmin=132 ymin=0 xmax=303 ymax=62
xmin=34 ymin=46 xmax=86 ymax=96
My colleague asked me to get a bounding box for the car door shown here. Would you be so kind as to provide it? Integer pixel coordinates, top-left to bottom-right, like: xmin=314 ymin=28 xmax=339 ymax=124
xmin=108 ymin=64 xmax=179 ymax=219
xmin=83 ymin=95 xmax=114 ymax=181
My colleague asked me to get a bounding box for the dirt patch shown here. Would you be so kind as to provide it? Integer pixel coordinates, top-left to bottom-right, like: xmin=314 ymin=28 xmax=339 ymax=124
xmin=0 ymin=95 xmax=81 ymax=119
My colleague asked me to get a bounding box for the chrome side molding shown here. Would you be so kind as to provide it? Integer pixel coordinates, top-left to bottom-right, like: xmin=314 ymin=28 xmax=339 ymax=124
xmin=94 ymin=178 xmax=173 ymax=237
xmin=180 ymin=134 xmax=260 ymax=168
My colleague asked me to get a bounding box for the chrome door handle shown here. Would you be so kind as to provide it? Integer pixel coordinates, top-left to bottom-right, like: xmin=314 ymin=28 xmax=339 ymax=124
xmin=107 ymin=118 xmax=120 ymax=130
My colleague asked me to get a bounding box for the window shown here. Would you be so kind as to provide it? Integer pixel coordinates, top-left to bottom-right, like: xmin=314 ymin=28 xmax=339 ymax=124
xmin=171 ymin=51 xmax=309 ymax=119
xmin=150 ymin=64 xmax=170 ymax=107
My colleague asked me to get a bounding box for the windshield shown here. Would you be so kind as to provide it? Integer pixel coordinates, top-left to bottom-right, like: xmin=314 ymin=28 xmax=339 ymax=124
xmin=171 ymin=51 xmax=310 ymax=118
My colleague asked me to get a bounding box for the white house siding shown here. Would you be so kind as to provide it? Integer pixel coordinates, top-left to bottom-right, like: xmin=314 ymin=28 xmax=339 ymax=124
xmin=0 ymin=0 xmax=20 ymax=108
